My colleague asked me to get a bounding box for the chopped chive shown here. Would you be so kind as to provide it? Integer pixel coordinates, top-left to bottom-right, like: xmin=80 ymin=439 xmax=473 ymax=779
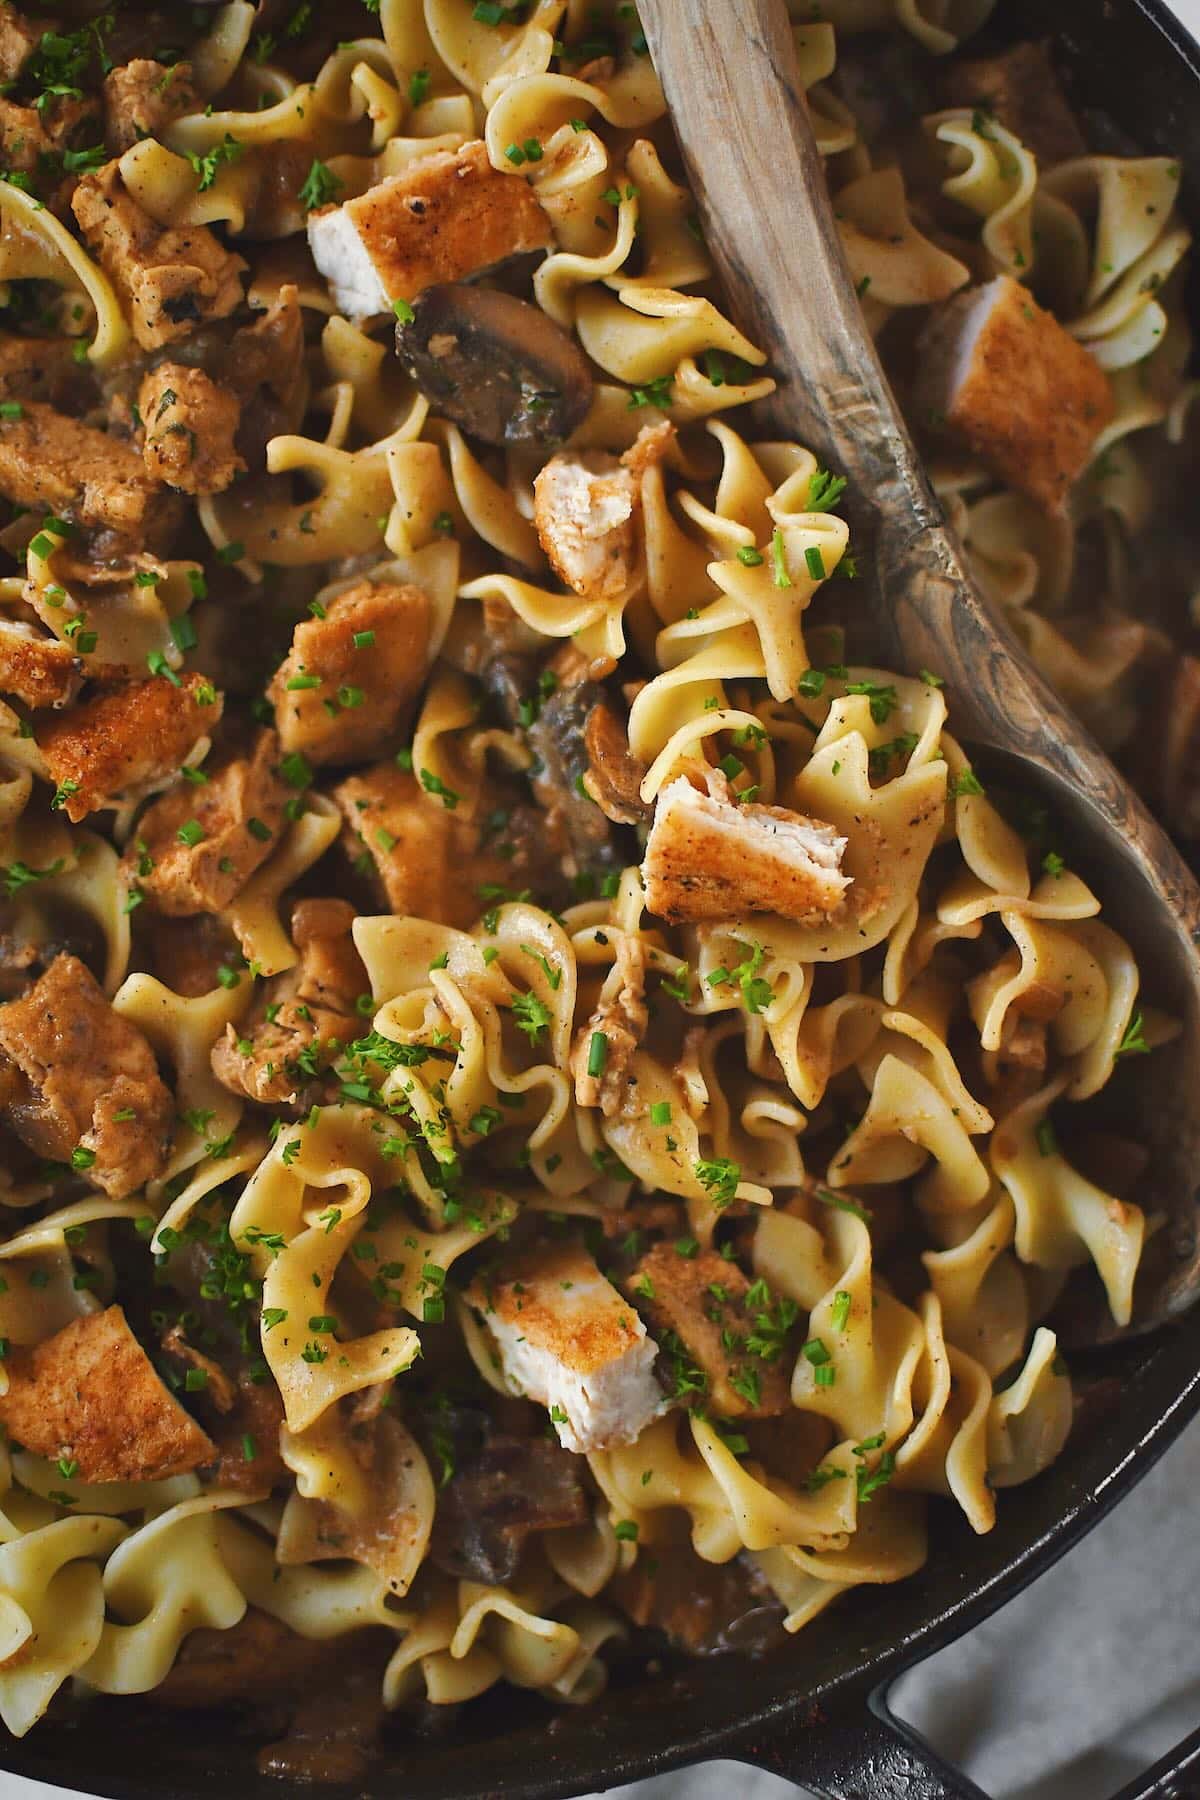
xmin=770 ymin=527 xmax=791 ymax=588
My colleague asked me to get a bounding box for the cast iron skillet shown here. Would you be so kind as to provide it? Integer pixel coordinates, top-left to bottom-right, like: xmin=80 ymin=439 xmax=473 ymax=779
xmin=4 ymin=4 xmax=1200 ymax=1798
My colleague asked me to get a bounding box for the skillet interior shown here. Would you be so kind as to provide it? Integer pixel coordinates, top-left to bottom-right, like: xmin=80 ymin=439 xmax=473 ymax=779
xmin=4 ymin=2 xmax=1200 ymax=1795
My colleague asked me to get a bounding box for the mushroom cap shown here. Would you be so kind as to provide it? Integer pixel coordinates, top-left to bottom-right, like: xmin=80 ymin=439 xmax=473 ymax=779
xmin=395 ymin=282 xmax=595 ymax=447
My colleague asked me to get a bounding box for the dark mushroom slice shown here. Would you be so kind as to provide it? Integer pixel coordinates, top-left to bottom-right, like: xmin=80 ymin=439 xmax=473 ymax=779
xmin=428 ymin=1421 xmax=589 ymax=1585
xmin=614 ymin=1544 xmax=788 ymax=1657
xmin=528 ymin=680 xmax=630 ymax=879
xmin=394 ymin=283 xmax=594 ymax=446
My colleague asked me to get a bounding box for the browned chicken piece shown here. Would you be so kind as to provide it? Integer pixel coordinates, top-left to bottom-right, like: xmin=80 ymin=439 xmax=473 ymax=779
xmin=0 ymin=96 xmax=55 ymax=176
xmin=534 ymin=450 xmax=637 ymax=602
xmin=37 ymin=673 xmax=222 ymax=823
xmin=0 ymin=1306 xmax=215 ymax=1482
xmin=211 ymin=897 xmax=367 ymax=1108
xmin=642 ymin=774 xmax=850 ymax=926
xmin=0 ymin=953 xmax=174 ymax=1197
xmin=533 ymin=424 xmax=673 ymax=602
xmin=915 ymin=277 xmax=1114 ymax=513
xmin=615 ymin=1545 xmax=785 ymax=1655
xmin=0 ymin=622 xmax=82 ymax=711
xmin=466 ymin=1241 xmax=663 ymax=1454
xmin=620 ymin=418 xmax=676 ymax=479
xmin=306 ymin=139 xmax=552 ymax=320
xmin=104 ymin=58 xmax=197 ymax=155
xmin=623 ymin=1243 xmax=793 ymax=1419
xmin=0 ymin=334 xmax=92 ymax=410
xmin=72 ymin=160 xmax=246 ymax=351
xmin=334 ymin=763 xmax=526 ymax=929
xmin=570 ymin=933 xmax=647 ymax=1117
xmin=583 ymin=699 xmax=649 ymax=824
xmin=0 ymin=8 xmax=46 ymax=84
xmin=0 ymin=400 xmax=180 ymax=549
xmin=126 ymin=729 xmax=289 ymax=916
xmin=268 ymin=580 xmax=430 ymax=767
xmin=139 ymin=362 xmax=245 ymax=495
xmin=942 ymin=40 xmax=1087 ymax=169
xmin=154 ymin=1611 xmax=327 ymax=1708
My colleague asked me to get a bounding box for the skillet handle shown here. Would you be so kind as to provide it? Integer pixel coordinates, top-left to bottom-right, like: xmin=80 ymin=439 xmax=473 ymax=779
xmin=736 ymin=1690 xmax=991 ymax=1799
xmin=1112 ymin=1721 xmax=1200 ymax=1799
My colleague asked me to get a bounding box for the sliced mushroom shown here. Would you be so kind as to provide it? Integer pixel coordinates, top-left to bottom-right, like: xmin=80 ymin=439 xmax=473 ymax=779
xmin=528 ymin=679 xmax=627 ymax=875
xmin=584 ymin=699 xmax=650 ymax=825
xmin=394 ymin=283 xmax=594 ymax=446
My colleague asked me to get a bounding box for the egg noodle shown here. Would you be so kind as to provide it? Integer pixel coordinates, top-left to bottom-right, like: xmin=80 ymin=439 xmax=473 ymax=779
xmin=0 ymin=0 xmax=1186 ymax=1759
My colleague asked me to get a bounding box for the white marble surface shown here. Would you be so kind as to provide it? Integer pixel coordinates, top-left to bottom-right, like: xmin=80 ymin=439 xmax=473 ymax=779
xmin=4 ymin=2 xmax=1200 ymax=1797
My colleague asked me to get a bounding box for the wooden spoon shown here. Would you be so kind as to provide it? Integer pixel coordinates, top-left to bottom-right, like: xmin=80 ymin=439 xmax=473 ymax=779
xmin=638 ymin=0 xmax=1200 ymax=1340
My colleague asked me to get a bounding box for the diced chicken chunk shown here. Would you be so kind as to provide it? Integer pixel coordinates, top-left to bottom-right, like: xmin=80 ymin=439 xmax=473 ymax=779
xmin=104 ymin=58 xmax=197 ymax=155
xmin=623 ymin=1245 xmax=792 ymax=1419
xmin=915 ymin=276 xmax=1114 ymax=513
xmin=642 ymin=774 xmax=850 ymax=926
xmin=533 ymin=424 xmax=672 ymax=601
xmin=570 ymin=933 xmax=647 ymax=1117
xmin=268 ymin=579 xmax=430 ymax=766
xmin=211 ymin=897 xmax=367 ymax=1107
xmin=0 ymin=622 xmax=82 ymax=711
xmin=0 ymin=334 xmax=91 ymax=410
xmin=139 ymin=363 xmax=244 ymax=495
xmin=333 ymin=763 xmax=521 ymax=929
xmin=0 ymin=95 xmax=53 ymax=176
xmin=0 ymin=953 xmax=174 ymax=1198
xmin=0 ymin=9 xmax=44 ymax=85
xmin=0 ymin=1306 xmax=215 ymax=1482
xmin=37 ymin=674 xmax=221 ymax=823
xmin=466 ymin=1242 xmax=663 ymax=1454
xmin=942 ymin=41 xmax=1087 ymax=170
xmin=72 ymin=160 xmax=246 ymax=351
xmin=0 ymin=400 xmax=180 ymax=549
xmin=534 ymin=452 xmax=638 ymax=602
xmin=125 ymin=729 xmax=289 ymax=916
xmin=307 ymin=139 xmax=551 ymax=321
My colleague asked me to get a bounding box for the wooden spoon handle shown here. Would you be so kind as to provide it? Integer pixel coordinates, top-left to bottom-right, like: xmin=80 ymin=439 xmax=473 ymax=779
xmin=638 ymin=0 xmax=1200 ymax=938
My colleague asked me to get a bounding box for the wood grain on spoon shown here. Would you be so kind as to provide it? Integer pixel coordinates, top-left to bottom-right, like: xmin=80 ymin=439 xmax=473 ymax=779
xmin=639 ymin=0 xmax=1200 ymax=1333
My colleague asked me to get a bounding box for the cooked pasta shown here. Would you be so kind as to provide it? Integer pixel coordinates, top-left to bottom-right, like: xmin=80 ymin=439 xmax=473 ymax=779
xmin=0 ymin=0 xmax=1186 ymax=1775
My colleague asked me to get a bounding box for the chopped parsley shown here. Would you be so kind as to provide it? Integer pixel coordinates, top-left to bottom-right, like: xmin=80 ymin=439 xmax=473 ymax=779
xmin=694 ymin=1157 xmax=739 ymax=1209
xmin=1116 ymin=1012 xmax=1149 ymax=1058
xmin=511 ymin=991 xmax=553 ymax=1045
xmin=186 ymin=133 xmax=244 ymax=193
xmin=298 ymin=157 xmax=343 ymax=213
xmin=950 ymin=767 xmax=985 ymax=799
